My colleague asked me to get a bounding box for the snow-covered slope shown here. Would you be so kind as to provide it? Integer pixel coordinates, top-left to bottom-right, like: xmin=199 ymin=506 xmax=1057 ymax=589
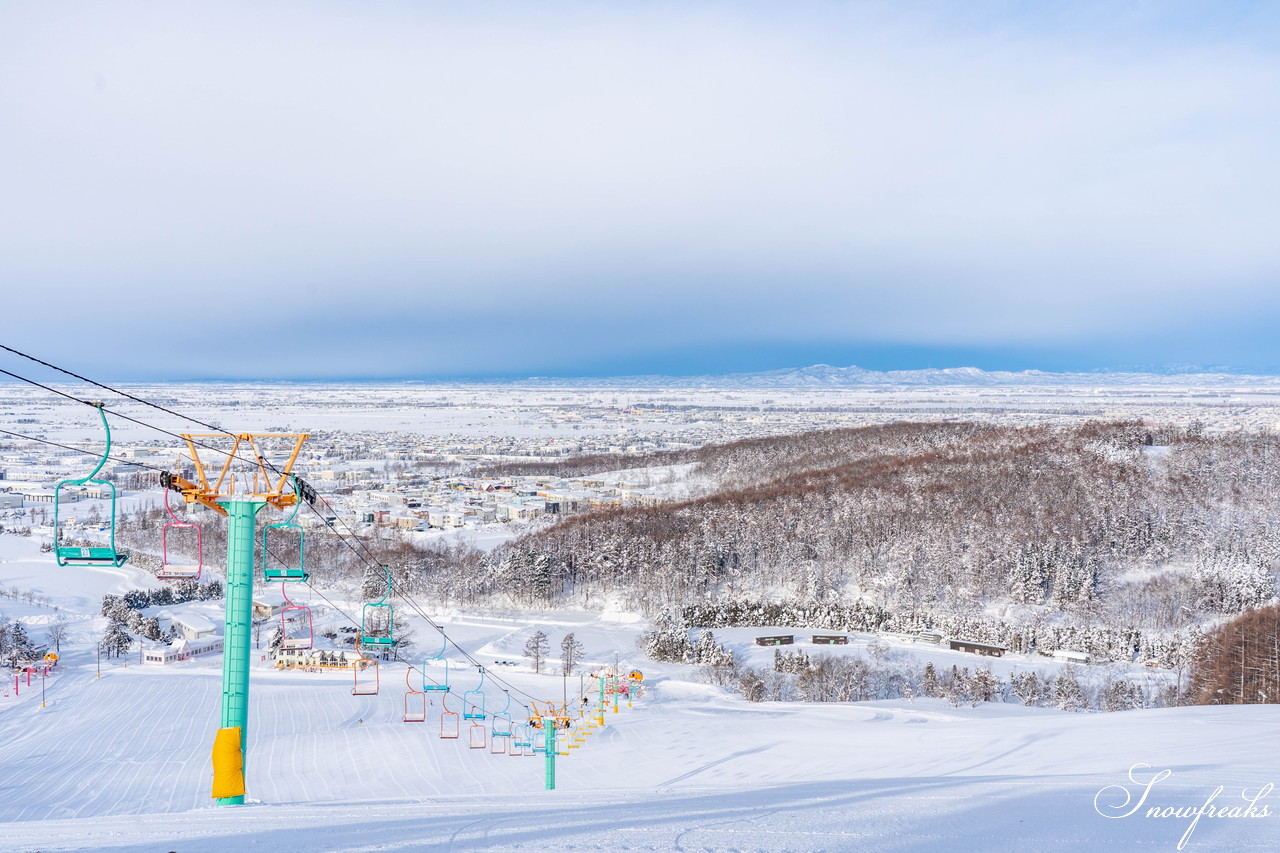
xmin=1 ymin=536 xmax=1277 ymax=852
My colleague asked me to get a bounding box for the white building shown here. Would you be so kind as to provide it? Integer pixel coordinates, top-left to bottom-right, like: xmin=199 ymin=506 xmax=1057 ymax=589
xmin=169 ymin=612 xmax=219 ymax=641
xmin=142 ymin=636 xmax=224 ymax=665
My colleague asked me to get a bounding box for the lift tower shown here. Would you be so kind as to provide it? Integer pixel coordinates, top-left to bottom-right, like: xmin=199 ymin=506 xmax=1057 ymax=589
xmin=166 ymin=432 xmax=308 ymax=806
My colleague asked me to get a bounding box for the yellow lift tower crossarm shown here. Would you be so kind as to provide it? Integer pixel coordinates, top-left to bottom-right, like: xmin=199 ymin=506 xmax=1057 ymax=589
xmin=162 ymin=470 xmax=227 ymax=516
xmin=178 ymin=433 xmax=309 ymax=511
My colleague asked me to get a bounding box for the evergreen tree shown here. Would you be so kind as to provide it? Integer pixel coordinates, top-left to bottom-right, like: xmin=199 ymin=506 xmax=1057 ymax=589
xmin=971 ymin=668 xmax=1000 ymax=703
xmin=1010 ymin=671 xmax=1046 ymax=706
xmin=642 ymin=609 xmax=694 ymax=663
xmin=102 ymin=624 xmax=132 ymax=658
xmin=1101 ymin=678 xmax=1139 ymax=712
xmin=1053 ymin=665 xmax=1085 ymax=711
xmin=10 ymin=620 xmax=31 ymax=656
xmin=141 ymin=617 xmax=163 ymax=641
xmin=922 ymin=662 xmax=939 ymax=698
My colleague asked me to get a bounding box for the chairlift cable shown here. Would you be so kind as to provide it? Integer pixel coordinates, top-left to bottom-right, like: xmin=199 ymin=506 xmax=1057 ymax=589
xmin=0 ymin=428 xmax=170 ymax=474
xmin=1 ymin=348 xmax=543 ymax=709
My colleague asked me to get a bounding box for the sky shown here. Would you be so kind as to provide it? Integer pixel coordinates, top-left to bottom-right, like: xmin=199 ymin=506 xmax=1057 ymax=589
xmin=3 ymin=1 xmax=1280 ymax=380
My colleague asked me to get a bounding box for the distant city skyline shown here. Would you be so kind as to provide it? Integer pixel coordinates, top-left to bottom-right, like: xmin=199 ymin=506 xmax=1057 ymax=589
xmin=4 ymin=1 xmax=1279 ymax=381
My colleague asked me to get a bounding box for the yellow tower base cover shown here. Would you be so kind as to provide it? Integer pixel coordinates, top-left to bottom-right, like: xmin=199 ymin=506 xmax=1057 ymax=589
xmin=211 ymin=726 xmax=245 ymax=799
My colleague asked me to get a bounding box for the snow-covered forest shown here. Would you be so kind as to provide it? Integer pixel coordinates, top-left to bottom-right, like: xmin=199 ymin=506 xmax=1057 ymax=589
xmin=489 ymin=421 xmax=1278 ymax=664
xmin=111 ymin=420 xmax=1280 ymax=669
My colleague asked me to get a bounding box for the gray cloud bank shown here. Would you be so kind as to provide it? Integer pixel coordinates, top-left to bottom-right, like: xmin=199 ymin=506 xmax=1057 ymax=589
xmin=2 ymin=1 xmax=1279 ymax=377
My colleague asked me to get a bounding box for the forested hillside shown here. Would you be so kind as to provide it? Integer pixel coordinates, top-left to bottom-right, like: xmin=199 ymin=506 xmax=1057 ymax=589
xmin=111 ymin=420 xmax=1280 ymax=666
xmin=489 ymin=421 xmax=1280 ymax=663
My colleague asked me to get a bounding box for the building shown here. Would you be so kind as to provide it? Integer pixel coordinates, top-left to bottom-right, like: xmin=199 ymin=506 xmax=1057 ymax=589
xmin=948 ymin=639 xmax=1006 ymax=657
xmin=252 ymin=593 xmax=287 ymax=621
xmin=169 ymin=612 xmax=219 ymax=641
xmin=142 ymin=636 xmax=224 ymax=665
xmin=273 ymin=646 xmax=364 ymax=669
xmin=1052 ymin=650 xmax=1091 ymax=665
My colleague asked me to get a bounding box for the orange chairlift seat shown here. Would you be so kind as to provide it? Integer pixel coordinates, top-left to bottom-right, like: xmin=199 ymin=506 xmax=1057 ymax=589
xmin=439 ymin=692 xmax=460 ymax=739
xmin=352 ymin=647 xmax=379 ymax=696
xmin=404 ymin=667 xmax=427 ymax=723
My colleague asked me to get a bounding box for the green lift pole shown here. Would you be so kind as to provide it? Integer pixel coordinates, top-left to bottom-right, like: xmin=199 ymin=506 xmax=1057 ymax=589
xmin=216 ymin=498 xmax=266 ymax=807
xmin=545 ymin=723 xmax=557 ymax=790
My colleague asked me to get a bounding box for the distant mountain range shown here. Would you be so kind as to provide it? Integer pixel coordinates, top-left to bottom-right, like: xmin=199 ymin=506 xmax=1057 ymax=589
xmin=512 ymin=363 xmax=1280 ymax=388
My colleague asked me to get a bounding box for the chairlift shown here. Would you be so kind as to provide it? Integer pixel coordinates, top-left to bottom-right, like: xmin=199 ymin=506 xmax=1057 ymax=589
xmin=439 ymin=692 xmax=460 ymax=739
xmin=352 ymin=652 xmax=379 ymax=696
xmin=157 ymin=481 xmax=201 ymax=581
xmin=491 ymin=690 xmax=513 ymax=739
xmin=262 ymin=478 xmax=308 ymax=582
xmin=489 ymin=690 xmax=512 ymax=754
xmin=468 ymin=721 xmax=486 ymax=750
xmin=360 ymin=565 xmax=395 ymax=648
xmin=53 ymin=404 xmax=129 ymax=568
xmin=279 ymin=582 xmax=313 ymax=651
xmin=422 ymin=627 xmax=449 ymax=693
xmin=404 ymin=667 xmax=427 ymax=723
xmin=463 ymin=666 xmax=486 ymax=721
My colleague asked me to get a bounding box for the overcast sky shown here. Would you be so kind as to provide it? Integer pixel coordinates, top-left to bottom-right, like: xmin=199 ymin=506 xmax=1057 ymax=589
xmin=3 ymin=1 xmax=1280 ymax=379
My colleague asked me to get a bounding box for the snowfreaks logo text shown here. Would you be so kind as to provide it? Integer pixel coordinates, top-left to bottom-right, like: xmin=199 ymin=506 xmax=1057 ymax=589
xmin=1094 ymin=763 xmax=1273 ymax=850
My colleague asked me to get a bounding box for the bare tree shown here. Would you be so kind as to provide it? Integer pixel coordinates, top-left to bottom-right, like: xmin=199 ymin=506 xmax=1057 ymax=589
xmin=46 ymin=618 xmax=69 ymax=654
xmin=560 ymin=632 xmax=585 ymax=676
xmin=523 ymin=630 xmax=549 ymax=674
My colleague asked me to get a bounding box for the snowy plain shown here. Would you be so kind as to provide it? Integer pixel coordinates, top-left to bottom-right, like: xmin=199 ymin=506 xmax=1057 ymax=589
xmin=3 ymin=379 xmax=1280 ymax=851
xmin=0 ymin=535 xmax=1277 ymax=853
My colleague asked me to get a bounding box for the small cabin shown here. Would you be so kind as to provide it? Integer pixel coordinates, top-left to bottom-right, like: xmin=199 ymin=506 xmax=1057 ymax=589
xmin=1052 ymin=650 xmax=1091 ymax=665
xmin=755 ymin=635 xmax=794 ymax=646
xmin=252 ymin=593 xmax=287 ymax=621
xmin=948 ymin=639 xmax=1006 ymax=657
xmin=170 ymin=612 xmax=218 ymax=641
xmin=811 ymin=635 xmax=848 ymax=645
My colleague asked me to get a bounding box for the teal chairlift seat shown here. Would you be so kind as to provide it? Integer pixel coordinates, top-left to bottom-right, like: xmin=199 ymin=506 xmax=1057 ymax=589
xmin=463 ymin=665 xmax=487 ymax=721
xmin=423 ymin=627 xmax=450 ymax=692
xmin=53 ymin=403 xmax=129 ymax=568
xmin=262 ymin=477 xmax=308 ymax=582
xmin=360 ymin=565 xmax=396 ymax=649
